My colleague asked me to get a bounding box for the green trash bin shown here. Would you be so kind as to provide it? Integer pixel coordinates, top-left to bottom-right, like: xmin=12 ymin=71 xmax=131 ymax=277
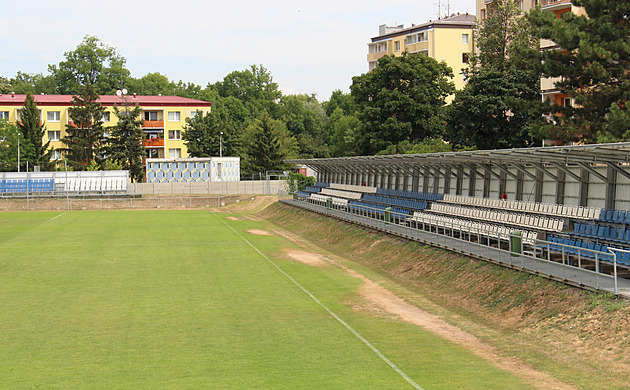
xmin=326 ymin=197 xmax=332 ymax=209
xmin=384 ymin=207 xmax=392 ymax=223
xmin=292 ymin=193 xmax=297 ymax=200
xmin=510 ymin=230 xmax=522 ymax=256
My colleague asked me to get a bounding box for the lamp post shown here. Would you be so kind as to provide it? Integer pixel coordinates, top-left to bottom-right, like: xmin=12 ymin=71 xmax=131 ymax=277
xmin=17 ymin=132 xmax=20 ymax=173
xmin=220 ymin=131 xmax=223 ymax=157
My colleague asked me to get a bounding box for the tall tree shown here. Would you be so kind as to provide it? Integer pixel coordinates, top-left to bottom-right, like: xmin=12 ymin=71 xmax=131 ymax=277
xmin=242 ymin=114 xmax=297 ymax=175
xmin=529 ymin=0 xmax=630 ymax=143
xmin=212 ymin=65 xmax=281 ymax=118
xmin=48 ymin=35 xmax=130 ymax=95
xmin=62 ymin=83 xmax=107 ymax=170
xmin=183 ymin=96 xmax=246 ymax=158
xmin=276 ymin=94 xmax=329 ymax=158
xmin=18 ymin=94 xmax=53 ymax=169
xmin=325 ymin=107 xmax=361 ymax=157
xmin=108 ymin=102 xmax=145 ymax=182
xmin=350 ymin=52 xmax=454 ymax=155
xmin=446 ymin=0 xmax=542 ymax=150
xmin=0 ymin=120 xmax=23 ymax=171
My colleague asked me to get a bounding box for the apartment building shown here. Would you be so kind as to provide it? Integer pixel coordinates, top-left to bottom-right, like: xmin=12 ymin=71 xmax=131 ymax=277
xmin=367 ymin=13 xmax=476 ymax=90
xmin=476 ymin=0 xmax=586 ymax=107
xmin=0 ymin=93 xmax=211 ymax=161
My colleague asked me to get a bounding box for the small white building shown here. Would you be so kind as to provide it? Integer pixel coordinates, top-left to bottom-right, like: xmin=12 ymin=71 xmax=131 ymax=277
xmin=145 ymin=157 xmax=240 ymax=183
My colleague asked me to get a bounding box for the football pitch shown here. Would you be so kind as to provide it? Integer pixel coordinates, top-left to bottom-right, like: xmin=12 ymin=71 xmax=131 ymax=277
xmin=0 ymin=209 xmax=534 ymax=389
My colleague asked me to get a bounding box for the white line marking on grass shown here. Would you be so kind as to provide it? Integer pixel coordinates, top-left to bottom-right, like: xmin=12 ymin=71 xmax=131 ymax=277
xmin=50 ymin=213 xmax=66 ymax=221
xmin=213 ymin=212 xmax=424 ymax=390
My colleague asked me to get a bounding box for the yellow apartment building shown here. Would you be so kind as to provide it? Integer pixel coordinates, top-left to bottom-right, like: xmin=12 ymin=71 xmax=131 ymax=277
xmin=367 ymin=13 xmax=476 ymax=91
xmin=476 ymin=0 xmax=586 ymax=108
xmin=0 ymin=93 xmax=211 ymax=161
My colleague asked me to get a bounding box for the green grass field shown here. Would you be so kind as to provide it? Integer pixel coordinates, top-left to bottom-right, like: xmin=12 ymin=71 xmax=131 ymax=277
xmin=0 ymin=209 xmax=534 ymax=389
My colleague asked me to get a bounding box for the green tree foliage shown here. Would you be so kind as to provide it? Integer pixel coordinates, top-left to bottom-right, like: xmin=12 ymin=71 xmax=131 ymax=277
xmin=183 ymin=97 xmax=246 ymax=158
xmin=322 ymin=90 xmax=356 ymax=117
xmin=447 ymin=0 xmax=542 ymax=150
xmin=18 ymin=94 xmax=53 ymax=169
xmin=62 ymin=83 xmax=107 ymax=170
xmin=375 ymin=138 xmax=467 ymax=155
xmin=108 ymin=102 xmax=145 ymax=182
xmin=48 ymin=35 xmax=130 ymax=95
xmin=3 ymin=72 xmax=56 ymax=95
xmin=447 ymin=70 xmax=541 ymax=150
xmin=350 ymin=52 xmax=455 ymax=155
xmin=287 ymin=172 xmax=316 ymax=193
xmin=212 ymin=65 xmax=281 ymax=118
xmin=242 ymin=114 xmax=297 ymax=175
xmin=276 ymin=94 xmax=329 ymax=158
xmin=0 ymin=120 xmax=22 ymax=171
xmin=326 ymin=107 xmax=361 ymax=157
xmin=529 ymin=0 xmax=630 ymax=143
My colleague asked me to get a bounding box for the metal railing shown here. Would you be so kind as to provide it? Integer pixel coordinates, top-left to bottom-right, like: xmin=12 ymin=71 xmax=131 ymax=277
xmin=282 ymin=195 xmax=630 ymax=295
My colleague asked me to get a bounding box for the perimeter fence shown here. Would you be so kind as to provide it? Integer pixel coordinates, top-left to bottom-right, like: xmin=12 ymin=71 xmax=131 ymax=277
xmin=1 ymin=180 xmax=286 ymax=212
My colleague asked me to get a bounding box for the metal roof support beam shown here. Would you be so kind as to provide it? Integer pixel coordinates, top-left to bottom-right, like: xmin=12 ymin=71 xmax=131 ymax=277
xmin=606 ymin=161 xmax=630 ymax=182
xmin=576 ymin=162 xmax=607 ymax=182
xmin=532 ymin=163 xmax=558 ymax=182
xmin=556 ymin=169 xmax=566 ymax=205
xmin=579 ymin=168 xmax=589 ymax=207
xmin=550 ymin=162 xmax=581 ymax=182
xmin=491 ymin=164 xmax=518 ymax=180
xmin=511 ymin=164 xmax=538 ymax=181
xmin=606 ymin=166 xmax=617 ymax=210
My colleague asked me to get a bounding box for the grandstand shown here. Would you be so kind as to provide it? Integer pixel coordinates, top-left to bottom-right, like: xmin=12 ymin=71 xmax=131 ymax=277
xmin=0 ymin=171 xmax=129 ymax=196
xmin=285 ymin=143 xmax=630 ymax=295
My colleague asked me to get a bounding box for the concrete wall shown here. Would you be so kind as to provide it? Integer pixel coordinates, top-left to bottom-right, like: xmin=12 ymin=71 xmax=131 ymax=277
xmin=130 ymin=180 xmax=286 ymax=196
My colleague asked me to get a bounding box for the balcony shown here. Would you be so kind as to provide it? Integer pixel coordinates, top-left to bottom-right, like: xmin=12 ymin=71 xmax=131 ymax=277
xmin=143 ymin=120 xmax=164 ymax=128
xmin=143 ymin=138 xmax=164 ymax=147
xmin=540 ymin=0 xmax=572 ymax=13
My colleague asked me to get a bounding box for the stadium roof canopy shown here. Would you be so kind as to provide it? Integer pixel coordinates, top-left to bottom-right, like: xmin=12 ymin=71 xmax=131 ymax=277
xmin=287 ymin=142 xmax=630 ymax=179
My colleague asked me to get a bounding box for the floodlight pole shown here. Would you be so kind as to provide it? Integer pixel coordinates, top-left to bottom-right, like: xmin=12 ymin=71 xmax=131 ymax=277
xmin=220 ymin=131 xmax=223 ymax=158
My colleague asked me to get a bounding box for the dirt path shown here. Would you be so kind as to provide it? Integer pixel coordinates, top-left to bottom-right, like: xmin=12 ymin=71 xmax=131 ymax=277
xmin=270 ymin=225 xmax=575 ymax=390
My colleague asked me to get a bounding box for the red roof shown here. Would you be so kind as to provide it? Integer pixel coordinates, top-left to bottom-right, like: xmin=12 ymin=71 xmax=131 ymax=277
xmin=0 ymin=94 xmax=211 ymax=107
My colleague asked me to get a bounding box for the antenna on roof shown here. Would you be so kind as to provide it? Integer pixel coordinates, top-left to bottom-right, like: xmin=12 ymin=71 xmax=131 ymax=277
xmin=435 ymin=0 xmax=451 ymax=19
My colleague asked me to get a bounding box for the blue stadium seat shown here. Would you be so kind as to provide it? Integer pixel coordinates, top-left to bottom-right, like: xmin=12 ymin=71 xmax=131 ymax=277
xmin=599 ymin=209 xmax=607 ymax=220
xmin=605 ymin=209 xmax=613 ymax=221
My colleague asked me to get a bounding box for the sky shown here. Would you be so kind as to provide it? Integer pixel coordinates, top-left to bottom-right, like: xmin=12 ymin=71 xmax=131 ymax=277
xmin=1 ymin=0 xmax=476 ymax=101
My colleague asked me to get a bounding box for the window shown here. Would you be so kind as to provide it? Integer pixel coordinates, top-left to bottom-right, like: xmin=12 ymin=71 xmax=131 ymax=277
xmin=217 ymin=162 xmax=222 ymax=179
xmin=0 ymin=111 xmax=8 ymax=120
xmin=418 ymin=32 xmax=428 ymax=42
xmin=481 ymin=9 xmax=486 ymax=20
xmin=47 ymin=131 xmax=61 ymax=141
xmin=406 ymin=34 xmax=417 ymax=45
xmin=168 ymin=130 xmax=181 ymax=140
xmin=395 ymin=41 xmax=400 ymax=51
xmin=103 ymin=130 xmax=110 ymax=138
xmin=563 ymin=97 xmax=572 ymax=107
xmin=168 ymin=111 xmax=181 ymax=122
xmin=102 ymin=112 xmax=110 ymax=122
xmin=51 ymin=149 xmax=62 ymax=161
xmin=189 ymin=110 xmax=199 ymax=119
xmin=462 ymin=53 xmax=470 ymax=64
xmin=144 ymin=111 xmax=158 ymax=121
xmin=462 ymin=34 xmax=469 ymax=45
xmin=169 ymin=148 xmax=181 ymax=159
xmin=47 ymin=111 xmax=60 ymax=122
